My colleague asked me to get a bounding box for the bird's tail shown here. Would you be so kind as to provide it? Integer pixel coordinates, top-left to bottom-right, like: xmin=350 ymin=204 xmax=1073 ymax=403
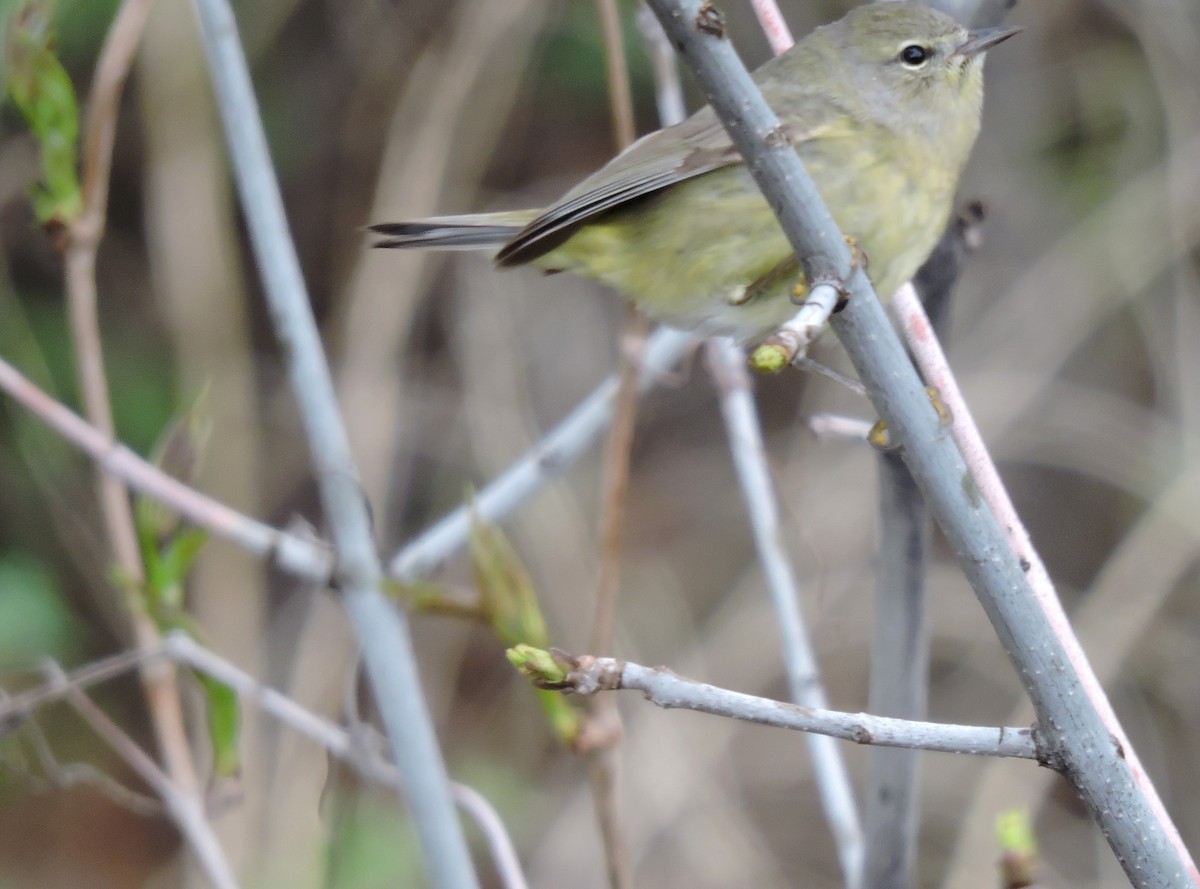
xmin=369 ymin=210 xmax=538 ymax=251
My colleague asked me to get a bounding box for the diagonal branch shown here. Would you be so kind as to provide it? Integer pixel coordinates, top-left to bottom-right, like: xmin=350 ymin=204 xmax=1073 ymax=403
xmin=0 ymin=354 xmax=332 ymax=580
xmin=639 ymin=1 xmax=1197 ymax=886
xmin=189 ymin=1 xmax=479 ymax=887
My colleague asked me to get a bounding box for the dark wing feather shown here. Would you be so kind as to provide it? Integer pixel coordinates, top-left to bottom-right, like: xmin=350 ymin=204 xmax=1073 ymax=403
xmin=495 ymin=108 xmax=739 ymax=266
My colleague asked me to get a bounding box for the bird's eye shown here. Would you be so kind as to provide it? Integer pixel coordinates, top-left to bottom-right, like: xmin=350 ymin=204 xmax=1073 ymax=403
xmin=899 ymin=44 xmax=930 ymax=66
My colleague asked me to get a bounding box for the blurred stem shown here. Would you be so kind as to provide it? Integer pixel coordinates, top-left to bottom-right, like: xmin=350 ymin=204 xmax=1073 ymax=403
xmin=62 ymin=0 xmax=214 ymax=872
xmin=706 ymin=339 xmax=864 ymax=887
xmin=589 ymin=0 xmax=644 ymax=659
xmin=864 ymin=453 xmax=928 ymax=889
xmin=862 ymin=216 xmax=964 ymax=889
xmin=586 ymin=4 xmax=644 ymax=888
xmin=595 ymin=0 xmax=636 ymax=150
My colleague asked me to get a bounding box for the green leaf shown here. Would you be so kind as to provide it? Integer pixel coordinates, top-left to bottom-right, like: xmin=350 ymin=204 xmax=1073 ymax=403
xmin=153 ymin=527 xmax=209 ymax=611
xmin=468 ymin=515 xmax=549 ymax=648
xmin=135 ymin=385 xmax=212 ymax=547
xmin=4 ymin=2 xmax=83 ymax=225
xmin=134 ymin=389 xmax=212 ymax=615
xmin=157 ymin=611 xmax=244 ymax=779
xmin=194 ymin=672 xmax=241 ymax=778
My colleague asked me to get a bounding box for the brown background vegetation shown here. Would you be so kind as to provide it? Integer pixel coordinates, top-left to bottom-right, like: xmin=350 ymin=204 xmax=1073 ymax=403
xmin=1 ymin=0 xmax=1198 ymax=886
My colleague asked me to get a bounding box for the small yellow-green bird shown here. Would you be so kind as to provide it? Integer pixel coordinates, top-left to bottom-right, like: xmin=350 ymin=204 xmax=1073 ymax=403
xmin=371 ymin=2 xmax=1018 ymax=343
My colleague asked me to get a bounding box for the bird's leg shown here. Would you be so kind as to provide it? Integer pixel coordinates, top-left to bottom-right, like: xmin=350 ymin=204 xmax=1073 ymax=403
xmin=792 ymin=234 xmax=866 ymax=312
xmin=843 ymin=234 xmax=868 ymax=274
xmin=726 ymin=254 xmax=801 ymax=306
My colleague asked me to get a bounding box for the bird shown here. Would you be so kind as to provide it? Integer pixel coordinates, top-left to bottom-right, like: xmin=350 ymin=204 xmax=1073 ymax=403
xmin=370 ymin=2 xmax=1019 ymax=344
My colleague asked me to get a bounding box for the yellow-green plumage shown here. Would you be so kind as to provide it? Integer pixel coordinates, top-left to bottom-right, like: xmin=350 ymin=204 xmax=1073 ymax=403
xmin=371 ymin=2 xmax=1015 ymax=343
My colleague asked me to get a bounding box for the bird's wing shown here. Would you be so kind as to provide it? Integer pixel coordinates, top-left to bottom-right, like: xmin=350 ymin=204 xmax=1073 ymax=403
xmin=494 ymin=108 xmax=736 ymax=266
xmin=494 ymin=77 xmax=845 ymax=267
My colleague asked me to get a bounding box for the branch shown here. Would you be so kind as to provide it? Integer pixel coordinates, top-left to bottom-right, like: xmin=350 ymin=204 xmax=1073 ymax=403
xmin=586 ymin=5 xmax=645 ymax=886
xmin=705 ymin=338 xmax=863 ymax=884
xmin=189 ymin=2 xmax=478 ymax=887
xmin=160 ymin=635 xmax=531 ymax=889
xmin=512 ymin=649 xmax=1040 ymax=761
xmin=389 ymin=327 xmax=695 ymax=580
xmin=3 ymin=639 xmax=530 ymax=889
xmin=0 ymin=354 xmax=332 ymax=581
xmin=63 ymin=0 xmax=211 ymax=873
xmin=640 ymin=1 xmax=1197 ymax=885
xmin=43 ymin=663 xmax=237 ymax=889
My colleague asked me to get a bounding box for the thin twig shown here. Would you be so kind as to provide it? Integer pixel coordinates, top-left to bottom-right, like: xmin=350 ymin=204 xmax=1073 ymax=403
xmin=590 ymin=313 xmax=647 ymax=658
xmin=595 ymin=0 xmax=636 ymax=150
xmin=160 ymin=635 xmax=531 ymax=889
xmin=805 ymin=413 xmax=873 ymax=441
xmin=43 ymin=663 xmax=238 ymax=889
xmin=2 ymin=696 xmax=162 ymax=817
xmin=190 ymin=2 xmax=479 ymax=886
xmin=640 ymin=1 xmax=1197 ymax=885
xmin=3 ymin=638 xmax=532 ymax=889
xmin=535 ymin=653 xmax=1039 ymax=760
xmin=749 ymin=0 xmax=794 ymax=56
xmin=754 ymin=283 xmax=843 ymax=367
xmin=864 ymin=452 xmax=929 ymax=889
xmin=586 ymin=5 xmax=645 ymax=885
xmin=390 ymin=328 xmax=695 ymax=580
xmin=64 ymin=0 xmax=210 ymax=871
xmin=635 ymin=6 xmax=686 ymax=126
xmin=891 ymin=283 xmax=1194 ymax=879
xmin=0 ymin=354 xmax=332 ymax=580
xmin=0 ymin=647 xmax=159 ymax=724
xmin=705 ymin=338 xmax=864 ymax=886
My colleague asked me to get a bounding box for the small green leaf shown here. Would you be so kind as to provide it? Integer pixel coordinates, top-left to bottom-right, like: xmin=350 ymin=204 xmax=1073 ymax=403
xmin=195 ymin=672 xmax=241 ymax=778
xmin=154 ymin=528 xmax=209 ymax=611
xmin=4 ymin=3 xmax=83 ymax=226
xmin=134 ymin=389 xmax=213 ymax=615
xmin=135 ymin=386 xmax=212 ymax=546
xmin=468 ymin=515 xmax=548 ymax=648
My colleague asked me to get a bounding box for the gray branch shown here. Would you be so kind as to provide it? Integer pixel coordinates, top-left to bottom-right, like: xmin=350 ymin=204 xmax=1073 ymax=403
xmin=554 ymin=655 xmax=1039 ymax=760
xmin=190 ymin=2 xmax=478 ymax=886
xmin=640 ymin=1 xmax=1196 ymax=886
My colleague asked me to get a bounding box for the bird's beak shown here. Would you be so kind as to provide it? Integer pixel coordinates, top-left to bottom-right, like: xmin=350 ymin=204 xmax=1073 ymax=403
xmin=954 ymin=24 xmax=1022 ymax=58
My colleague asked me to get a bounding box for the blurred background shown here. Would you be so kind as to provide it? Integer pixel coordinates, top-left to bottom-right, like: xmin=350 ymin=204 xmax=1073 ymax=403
xmin=1 ymin=0 xmax=1199 ymax=886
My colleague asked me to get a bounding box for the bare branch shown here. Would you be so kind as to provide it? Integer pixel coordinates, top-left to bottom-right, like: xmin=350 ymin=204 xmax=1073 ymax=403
xmin=530 ymin=652 xmax=1040 ymax=761
xmin=190 ymin=1 xmax=479 ymax=885
xmin=43 ymin=663 xmax=238 ymax=889
xmin=0 ymin=354 xmax=332 ymax=581
xmin=640 ymin=1 xmax=1197 ymax=884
